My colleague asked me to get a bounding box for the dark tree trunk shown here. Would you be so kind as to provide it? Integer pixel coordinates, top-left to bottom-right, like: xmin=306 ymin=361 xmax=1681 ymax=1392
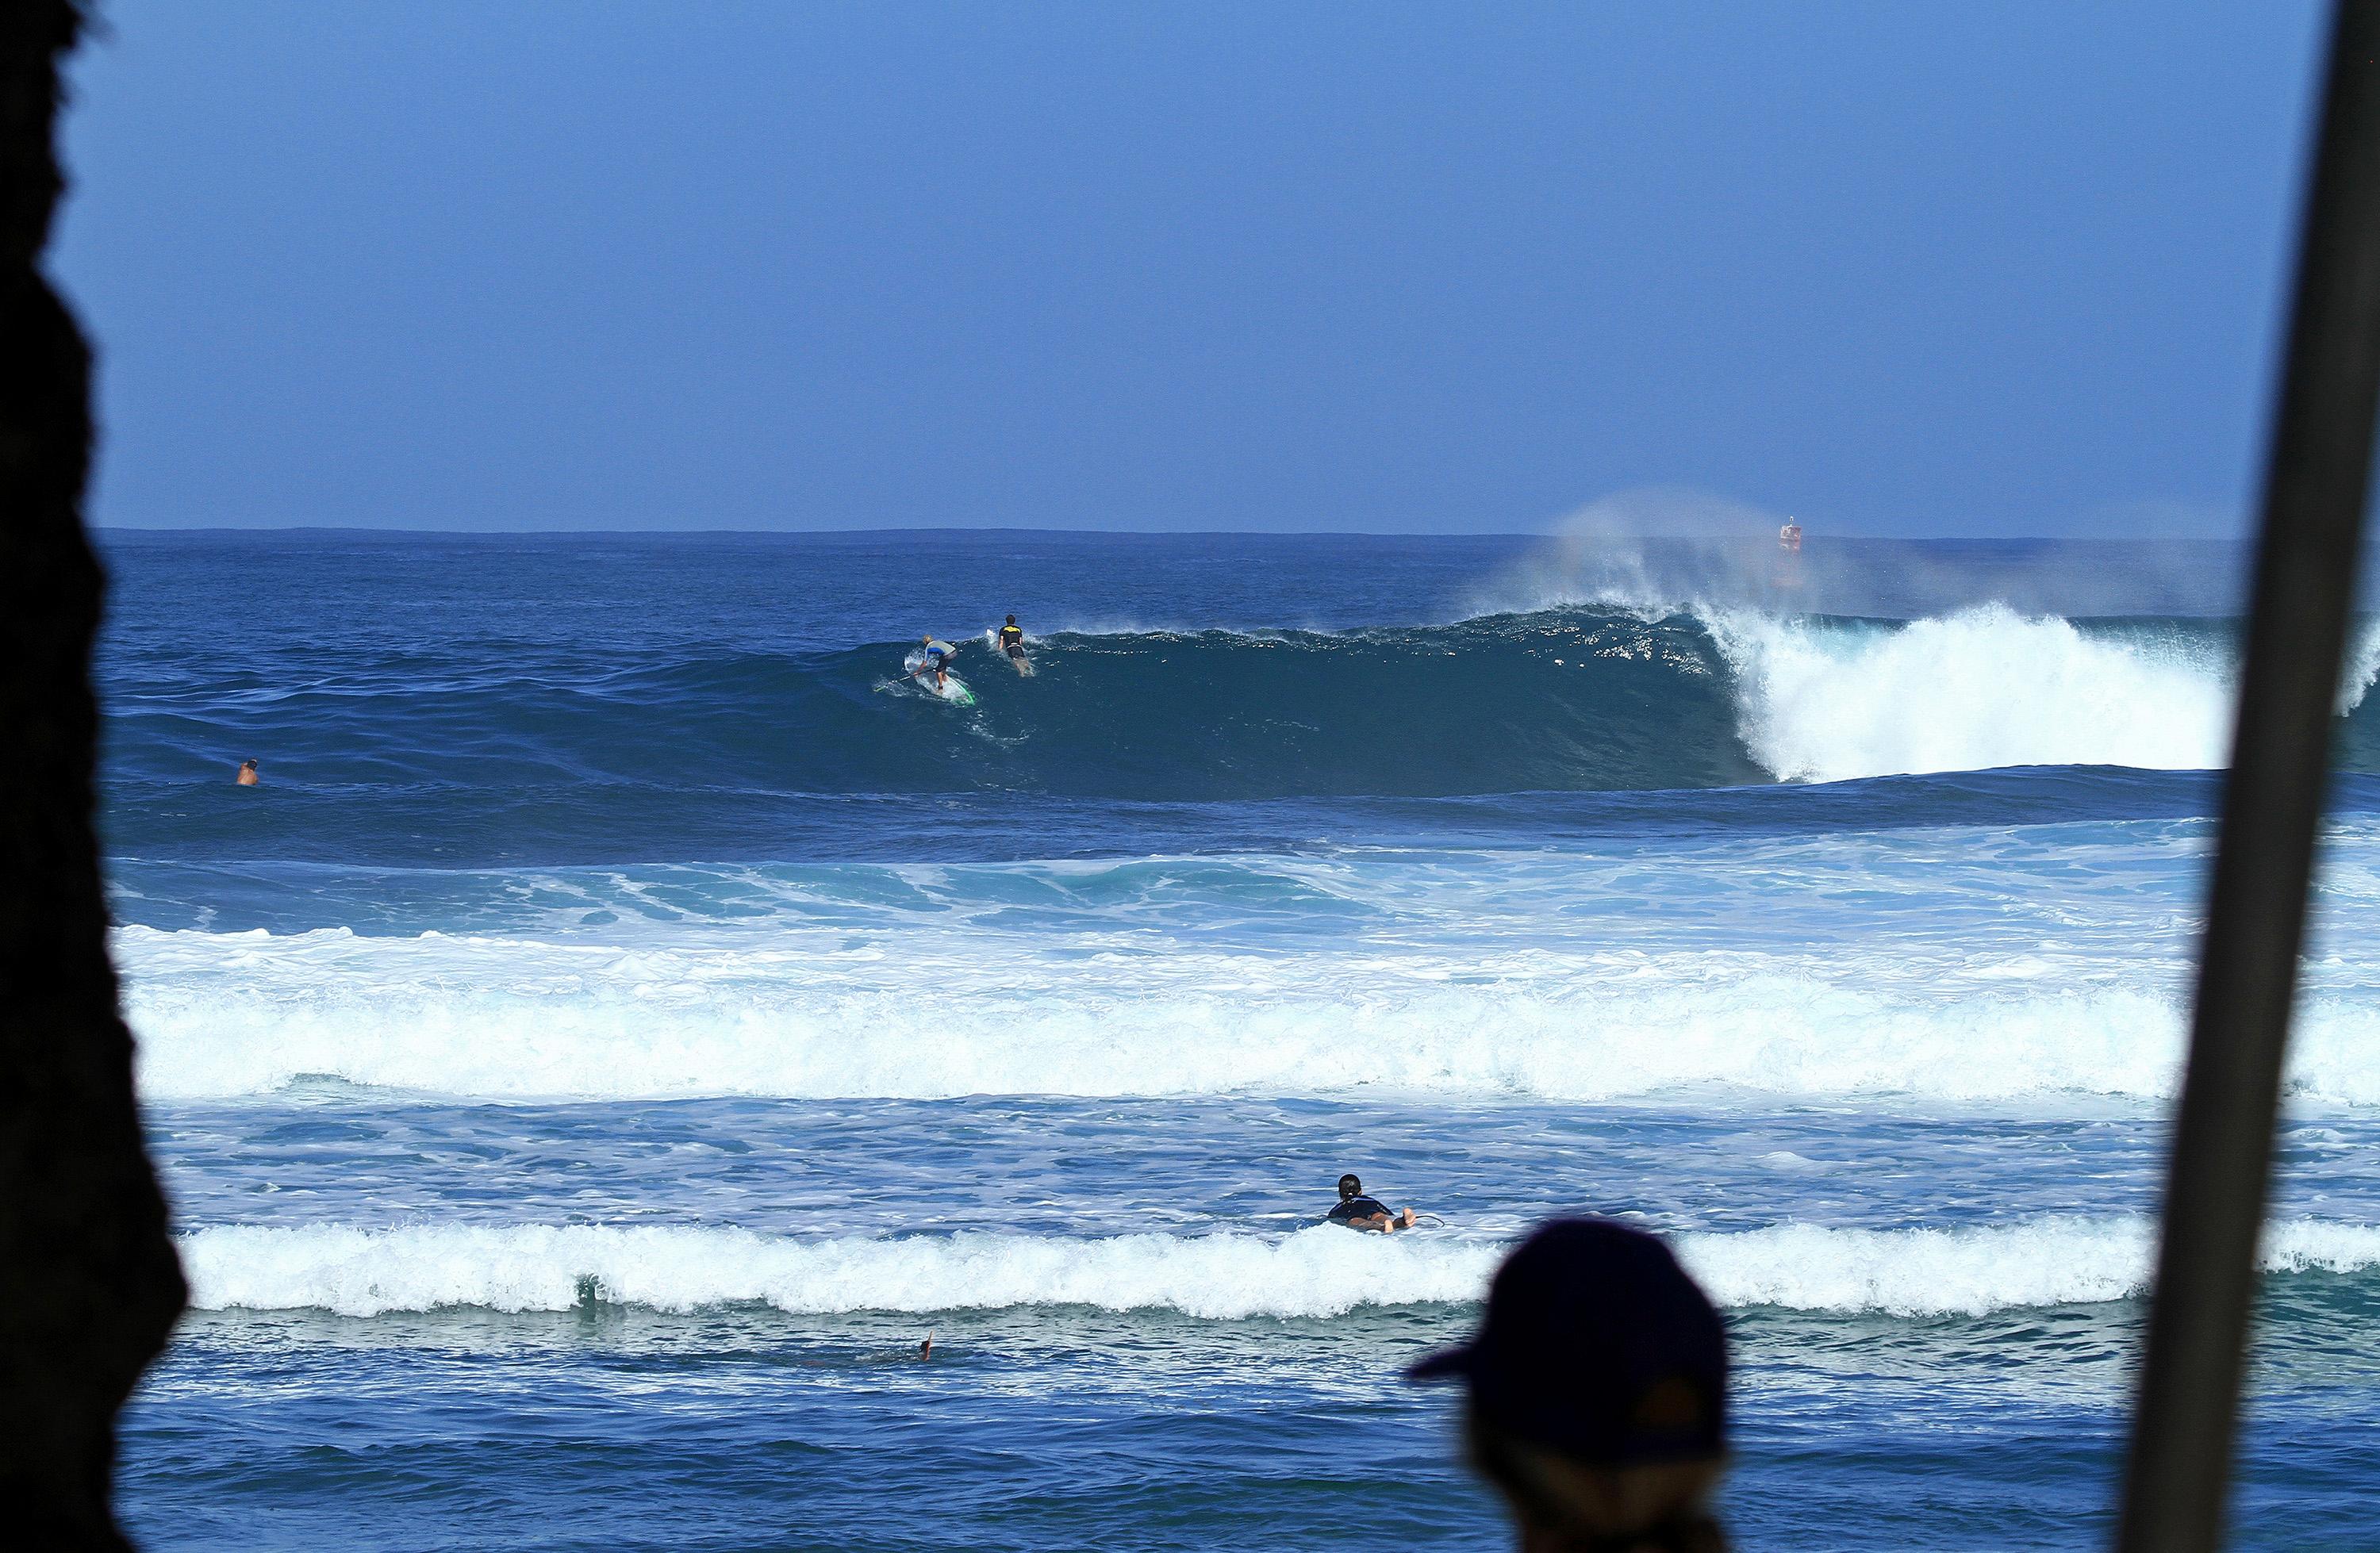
xmin=0 ymin=3 xmax=188 ymax=1546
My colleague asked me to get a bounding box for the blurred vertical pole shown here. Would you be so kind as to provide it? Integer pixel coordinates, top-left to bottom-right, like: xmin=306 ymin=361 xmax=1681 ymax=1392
xmin=2117 ymin=3 xmax=2380 ymax=1549
xmin=0 ymin=4 xmax=189 ymax=1543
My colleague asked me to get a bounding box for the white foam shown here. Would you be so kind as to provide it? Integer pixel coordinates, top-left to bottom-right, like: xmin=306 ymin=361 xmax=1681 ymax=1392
xmin=2341 ymin=623 xmax=2380 ymax=715
xmin=181 ymin=1222 xmax=1499 ymax=1320
xmin=1685 ymin=1217 xmax=2380 ymax=1315
xmin=118 ymin=922 xmax=2380 ymax=1107
xmin=1707 ymin=606 xmax=2236 ymax=782
xmin=178 ymin=1217 xmax=2380 ymax=1321
xmin=1706 ymin=608 xmax=2380 ymax=783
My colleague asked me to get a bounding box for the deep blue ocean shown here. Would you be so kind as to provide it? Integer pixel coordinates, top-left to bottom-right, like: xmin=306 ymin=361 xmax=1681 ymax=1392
xmin=99 ymin=529 xmax=2380 ymax=1550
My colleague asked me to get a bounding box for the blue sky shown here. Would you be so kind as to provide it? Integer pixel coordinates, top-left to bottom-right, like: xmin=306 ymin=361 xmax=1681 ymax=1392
xmin=58 ymin=2 xmax=2324 ymax=535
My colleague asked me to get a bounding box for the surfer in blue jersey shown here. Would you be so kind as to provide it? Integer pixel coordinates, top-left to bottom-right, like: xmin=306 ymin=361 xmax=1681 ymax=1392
xmin=910 ymin=634 xmax=955 ymax=692
xmin=1328 ymin=1172 xmax=1418 ymax=1233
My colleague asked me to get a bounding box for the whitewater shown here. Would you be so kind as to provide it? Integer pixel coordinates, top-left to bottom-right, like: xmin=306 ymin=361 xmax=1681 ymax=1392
xmin=109 ymin=915 xmax=2380 ymax=1107
xmin=105 ymin=531 xmax=2380 ymax=1551
xmin=178 ymin=1217 xmax=2380 ymax=1321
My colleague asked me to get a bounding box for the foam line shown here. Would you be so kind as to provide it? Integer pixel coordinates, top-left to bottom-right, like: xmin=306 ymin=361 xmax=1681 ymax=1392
xmin=117 ymin=923 xmax=2380 ymax=1106
xmin=178 ymin=1218 xmax=2380 ymax=1321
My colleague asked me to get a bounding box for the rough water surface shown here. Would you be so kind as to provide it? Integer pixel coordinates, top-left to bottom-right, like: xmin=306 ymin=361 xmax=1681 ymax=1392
xmin=107 ymin=531 xmax=2380 ymax=1550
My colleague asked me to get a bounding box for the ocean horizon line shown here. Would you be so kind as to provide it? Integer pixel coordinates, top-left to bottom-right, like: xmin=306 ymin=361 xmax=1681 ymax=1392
xmin=90 ymin=523 xmax=2244 ymax=546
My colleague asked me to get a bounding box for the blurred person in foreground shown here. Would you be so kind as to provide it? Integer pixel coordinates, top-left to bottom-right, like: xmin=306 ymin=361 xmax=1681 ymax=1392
xmin=1408 ymin=1218 xmax=1729 ymax=1552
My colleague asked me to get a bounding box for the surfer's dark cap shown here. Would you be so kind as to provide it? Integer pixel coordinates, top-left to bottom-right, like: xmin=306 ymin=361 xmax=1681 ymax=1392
xmin=1407 ymin=1218 xmax=1726 ymax=1465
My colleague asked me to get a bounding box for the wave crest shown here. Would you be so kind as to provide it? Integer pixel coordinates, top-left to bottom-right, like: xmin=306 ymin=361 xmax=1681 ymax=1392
xmin=1711 ymin=607 xmax=2237 ymax=783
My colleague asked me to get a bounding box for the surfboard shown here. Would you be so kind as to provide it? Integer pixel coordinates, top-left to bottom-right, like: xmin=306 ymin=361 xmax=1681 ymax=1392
xmin=902 ymin=650 xmax=977 ymax=707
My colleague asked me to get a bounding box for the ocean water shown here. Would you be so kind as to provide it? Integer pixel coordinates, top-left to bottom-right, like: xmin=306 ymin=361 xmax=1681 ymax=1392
xmin=101 ymin=529 xmax=2380 ymax=1551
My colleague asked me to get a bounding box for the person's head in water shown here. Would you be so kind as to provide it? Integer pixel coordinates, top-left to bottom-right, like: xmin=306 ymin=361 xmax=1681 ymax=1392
xmin=1410 ymin=1218 xmax=1730 ymax=1551
xmin=1338 ymin=1173 xmax=1363 ymax=1202
xmin=236 ymin=758 xmax=259 ymax=786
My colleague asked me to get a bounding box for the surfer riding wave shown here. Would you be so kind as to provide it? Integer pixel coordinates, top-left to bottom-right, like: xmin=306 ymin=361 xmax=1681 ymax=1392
xmin=910 ymin=635 xmax=956 ymax=692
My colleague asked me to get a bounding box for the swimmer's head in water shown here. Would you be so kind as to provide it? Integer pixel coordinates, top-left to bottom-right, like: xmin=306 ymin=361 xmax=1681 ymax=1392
xmin=1338 ymin=1174 xmax=1362 ymax=1200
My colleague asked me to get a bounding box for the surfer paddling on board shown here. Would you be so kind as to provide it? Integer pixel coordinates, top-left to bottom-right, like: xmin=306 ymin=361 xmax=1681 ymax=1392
xmin=1328 ymin=1172 xmax=1419 ymax=1233
xmin=996 ymin=615 xmax=1030 ymax=674
xmin=910 ymin=635 xmax=956 ymax=692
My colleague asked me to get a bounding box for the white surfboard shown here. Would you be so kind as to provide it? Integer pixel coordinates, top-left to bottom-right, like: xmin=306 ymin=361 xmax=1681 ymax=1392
xmin=902 ymin=650 xmax=976 ymax=706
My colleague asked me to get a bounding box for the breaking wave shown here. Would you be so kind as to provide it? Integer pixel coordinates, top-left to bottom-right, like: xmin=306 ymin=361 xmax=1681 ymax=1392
xmin=117 ymin=922 xmax=2380 ymax=1107
xmin=101 ymin=606 xmax=2380 ymax=813
xmin=1706 ymin=608 xmax=2241 ymax=783
xmin=178 ymin=1217 xmax=2380 ymax=1321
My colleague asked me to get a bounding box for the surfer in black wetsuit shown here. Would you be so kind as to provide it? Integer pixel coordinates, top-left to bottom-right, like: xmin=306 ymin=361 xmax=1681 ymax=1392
xmin=1328 ymin=1172 xmax=1418 ymax=1233
xmin=997 ymin=614 xmax=1028 ymax=673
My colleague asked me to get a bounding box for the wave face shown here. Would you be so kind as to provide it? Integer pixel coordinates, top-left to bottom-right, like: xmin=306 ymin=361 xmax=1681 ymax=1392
xmin=177 ymin=1217 xmax=2380 ymax=1321
xmin=102 ymin=612 xmax=1761 ymax=806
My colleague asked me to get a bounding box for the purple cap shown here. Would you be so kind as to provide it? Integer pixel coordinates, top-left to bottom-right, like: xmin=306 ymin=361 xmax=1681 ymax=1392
xmin=1408 ymin=1218 xmax=1727 ymax=1464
